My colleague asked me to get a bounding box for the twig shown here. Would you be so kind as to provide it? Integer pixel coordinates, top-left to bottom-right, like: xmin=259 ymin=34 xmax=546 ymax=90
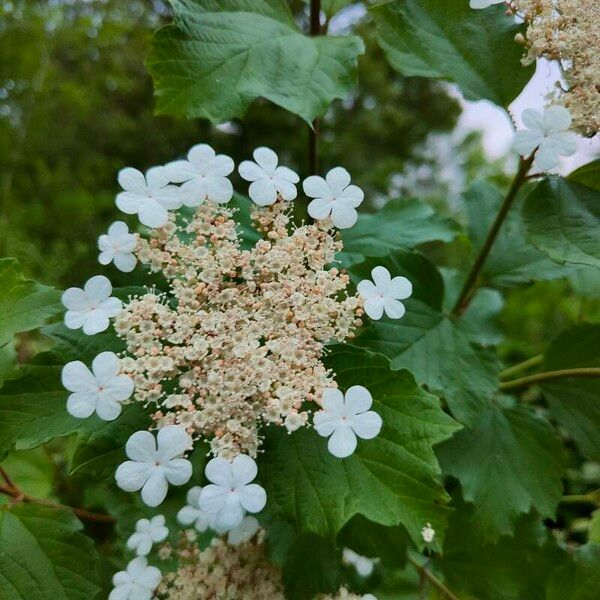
xmin=499 ymin=354 xmax=544 ymax=380
xmin=308 ymin=0 xmax=321 ymax=175
xmin=560 ymin=491 xmax=600 ymax=507
xmin=500 ymin=368 xmax=600 ymax=391
xmin=0 ymin=466 xmax=15 ymax=488
xmin=408 ymin=556 xmax=462 ymax=600
xmin=452 ymin=155 xmax=534 ymax=316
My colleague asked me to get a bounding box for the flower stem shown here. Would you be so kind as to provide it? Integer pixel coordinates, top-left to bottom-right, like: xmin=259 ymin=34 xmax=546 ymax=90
xmin=0 ymin=481 xmax=115 ymax=524
xmin=408 ymin=556 xmax=462 ymax=600
xmin=308 ymin=0 xmax=321 ymax=175
xmin=500 ymin=368 xmax=600 ymax=391
xmin=451 ymin=156 xmax=534 ymax=316
xmin=560 ymin=491 xmax=600 ymax=507
xmin=499 ymin=354 xmax=544 ymax=380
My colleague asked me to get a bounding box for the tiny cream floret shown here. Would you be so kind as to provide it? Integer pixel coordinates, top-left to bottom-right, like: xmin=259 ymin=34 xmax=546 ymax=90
xmin=421 ymin=522 xmax=436 ymax=543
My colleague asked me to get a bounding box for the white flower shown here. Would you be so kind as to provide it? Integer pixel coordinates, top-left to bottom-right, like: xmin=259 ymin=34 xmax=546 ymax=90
xmin=362 ymin=595 xmax=378 ymax=600
xmin=177 ymin=486 xmax=215 ymax=532
xmin=238 ymin=147 xmax=299 ymax=206
xmin=98 ymin=221 xmax=137 ymax=273
xmin=61 ymin=352 xmax=134 ymax=421
xmin=116 ymin=166 xmax=181 ymax=228
xmin=62 ymin=275 xmax=122 ymax=335
xmin=357 ymin=266 xmax=413 ymax=320
xmin=303 ymin=166 xmax=364 ymax=229
xmin=164 ymin=143 xmax=234 ymax=206
xmin=343 ymin=548 xmax=377 ymax=577
xmin=109 ymin=556 xmax=161 ymax=600
xmin=227 ymin=515 xmax=260 ymax=545
xmin=514 ymin=106 xmax=578 ymax=171
xmin=421 ymin=522 xmax=435 ymax=543
xmin=313 ymin=386 xmax=382 ymax=458
xmin=199 ymin=455 xmax=267 ymax=531
xmin=469 ymin=0 xmax=504 ymax=8
xmin=115 ymin=425 xmax=193 ymax=507
xmin=126 ymin=515 xmax=169 ymax=556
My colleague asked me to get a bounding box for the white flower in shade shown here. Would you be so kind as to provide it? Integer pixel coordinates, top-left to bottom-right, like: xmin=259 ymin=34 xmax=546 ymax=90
xmin=303 ymin=167 xmax=364 ymax=229
xmin=177 ymin=486 xmax=215 ymax=532
xmin=98 ymin=221 xmax=137 ymax=273
xmin=313 ymin=386 xmax=382 ymax=459
xmin=238 ymin=147 xmax=299 ymax=206
xmin=421 ymin=522 xmax=435 ymax=543
xmin=126 ymin=515 xmax=169 ymax=557
xmin=116 ymin=166 xmax=181 ymax=228
xmin=227 ymin=515 xmax=260 ymax=545
xmin=62 ymin=275 xmax=122 ymax=335
xmin=357 ymin=266 xmax=413 ymax=320
xmin=343 ymin=548 xmax=378 ymax=578
xmin=514 ymin=106 xmax=578 ymax=171
xmin=115 ymin=425 xmax=193 ymax=507
xmin=164 ymin=144 xmax=234 ymax=206
xmin=109 ymin=556 xmax=161 ymax=600
xmin=469 ymin=0 xmax=504 ymax=8
xmin=362 ymin=595 xmax=378 ymax=600
xmin=61 ymin=352 xmax=134 ymax=421
xmin=199 ymin=455 xmax=267 ymax=531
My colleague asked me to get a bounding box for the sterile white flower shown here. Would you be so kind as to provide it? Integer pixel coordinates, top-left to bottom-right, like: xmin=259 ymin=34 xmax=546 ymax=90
xmin=303 ymin=166 xmax=364 ymax=229
xmin=199 ymin=455 xmax=267 ymax=531
xmin=164 ymin=143 xmax=234 ymax=206
xmin=61 ymin=351 xmax=134 ymax=421
xmin=314 ymin=386 xmax=382 ymax=458
xmin=98 ymin=221 xmax=137 ymax=272
xmin=421 ymin=522 xmax=435 ymax=543
xmin=115 ymin=425 xmax=193 ymax=507
xmin=177 ymin=486 xmax=215 ymax=532
xmin=238 ymin=147 xmax=299 ymax=206
xmin=109 ymin=556 xmax=161 ymax=600
xmin=514 ymin=106 xmax=578 ymax=171
xmin=62 ymin=275 xmax=122 ymax=335
xmin=357 ymin=266 xmax=413 ymax=320
xmin=227 ymin=515 xmax=260 ymax=545
xmin=126 ymin=515 xmax=169 ymax=557
xmin=116 ymin=166 xmax=181 ymax=228
xmin=469 ymin=0 xmax=504 ymax=8
xmin=362 ymin=595 xmax=378 ymax=600
xmin=343 ymin=548 xmax=377 ymax=577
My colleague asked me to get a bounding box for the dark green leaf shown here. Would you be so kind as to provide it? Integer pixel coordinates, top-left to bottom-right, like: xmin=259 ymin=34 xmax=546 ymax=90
xmin=0 ymin=449 xmax=54 ymax=506
xmin=547 ymin=543 xmax=600 ymax=600
xmin=147 ymin=0 xmax=364 ymax=124
xmin=568 ymin=159 xmax=600 ymax=192
xmin=370 ymin=0 xmax=533 ymax=107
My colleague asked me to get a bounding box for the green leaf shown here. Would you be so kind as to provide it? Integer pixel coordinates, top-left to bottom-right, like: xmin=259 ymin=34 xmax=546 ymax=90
xmin=547 ymin=543 xmax=600 ymax=600
xmin=370 ymin=0 xmax=533 ymax=107
xmin=147 ymin=0 xmax=364 ymax=125
xmin=350 ymin=252 xmax=500 ymax=425
xmin=465 ymin=181 xmax=569 ymax=287
xmin=259 ymin=346 xmax=460 ymax=550
xmin=0 ymin=504 xmax=101 ymax=600
xmin=0 ymin=258 xmax=62 ymax=382
xmin=340 ymin=198 xmax=459 ymax=267
xmin=437 ymin=401 xmax=566 ymax=543
xmin=0 ymin=449 xmax=54 ymax=506
xmin=541 ymin=324 xmax=600 ymax=461
xmin=568 ymin=266 xmax=600 ymax=299
xmin=568 ymin=159 xmax=600 ymax=192
xmin=523 ymin=177 xmax=600 ymax=268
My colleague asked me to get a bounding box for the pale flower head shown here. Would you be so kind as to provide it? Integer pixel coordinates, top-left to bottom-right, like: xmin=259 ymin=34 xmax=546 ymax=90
xmin=199 ymin=455 xmax=267 ymax=532
xmin=116 ymin=167 xmax=181 ymax=228
xmin=357 ymin=266 xmax=412 ymax=320
xmin=177 ymin=486 xmax=215 ymax=532
xmin=62 ymin=275 xmax=122 ymax=335
xmin=303 ymin=167 xmax=364 ymax=229
xmin=227 ymin=515 xmax=260 ymax=545
xmin=98 ymin=221 xmax=137 ymax=273
xmin=61 ymin=351 xmax=134 ymax=421
xmin=115 ymin=425 xmax=193 ymax=507
xmin=238 ymin=147 xmax=299 ymax=206
xmin=343 ymin=548 xmax=377 ymax=578
xmin=470 ymin=0 xmax=504 ymax=8
xmin=314 ymin=386 xmax=382 ymax=458
xmin=514 ymin=106 xmax=578 ymax=171
xmin=126 ymin=515 xmax=169 ymax=557
xmin=109 ymin=556 xmax=161 ymax=600
xmin=164 ymin=143 xmax=234 ymax=206
xmin=421 ymin=522 xmax=435 ymax=543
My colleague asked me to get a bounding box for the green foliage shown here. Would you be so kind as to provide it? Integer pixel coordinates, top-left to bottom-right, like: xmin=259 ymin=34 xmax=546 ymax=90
xmin=0 ymin=504 xmax=101 ymax=599
xmin=260 ymin=346 xmax=459 ymax=550
xmin=148 ymin=0 xmax=364 ymax=125
xmin=0 ymin=449 xmax=54 ymax=506
xmin=547 ymin=543 xmax=600 ymax=600
xmin=523 ymin=177 xmax=600 ymax=268
xmin=370 ymin=0 xmax=533 ymax=107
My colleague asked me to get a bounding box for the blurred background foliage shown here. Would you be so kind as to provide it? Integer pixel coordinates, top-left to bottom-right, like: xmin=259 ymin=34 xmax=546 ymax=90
xmin=0 ymin=0 xmax=598 ymax=361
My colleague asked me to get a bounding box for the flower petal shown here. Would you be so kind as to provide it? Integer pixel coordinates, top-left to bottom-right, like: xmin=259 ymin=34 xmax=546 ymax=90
xmin=177 ymin=505 xmax=201 ymax=526
xmin=61 ymin=361 xmax=95 ymax=392
xmin=206 ymin=176 xmax=233 ymax=204
xmin=384 ymin=298 xmax=406 ymax=319
xmin=330 ymin=204 xmax=357 ymax=229
xmin=188 ymin=144 xmax=216 ymax=170
xmin=141 ymin=469 xmax=169 ymax=507
xmin=180 ymin=178 xmax=207 ymax=207
xmin=162 ymin=458 xmax=192 ymax=486
xmin=157 ymin=425 xmax=191 ymax=460
xmin=307 ymin=197 xmax=333 ymax=220
xmin=115 ymin=461 xmax=153 ymax=492
xmin=84 ymin=275 xmax=112 ymax=300
xmin=274 ymin=165 xmax=299 ymax=184
xmin=187 ymin=486 xmax=202 ymax=507
xmin=231 ymin=454 xmax=257 ymax=487
xmin=337 ymin=184 xmax=364 ymax=208
xmin=209 ymin=154 xmax=235 ymax=176
xmin=313 ymin=410 xmax=341 ymax=437
xmin=351 ymin=410 xmax=382 ymax=440
xmin=82 ymin=312 xmax=110 ymax=335
xmin=126 ymin=430 xmax=157 ymax=462
xmin=96 ymin=398 xmax=123 ymax=421
xmin=357 ymin=279 xmax=378 ymax=299
xmin=238 ymin=483 xmax=266 ymax=513
xmin=138 ymin=201 xmax=169 ymax=228
xmin=327 ymin=425 xmax=357 ymax=458
xmin=205 ymin=457 xmax=232 ymax=487
xmin=238 ymin=160 xmax=265 ymax=182
xmin=388 ymin=276 xmax=412 ymax=300
xmin=113 ymin=252 xmax=137 ymax=273
xmin=344 ymin=385 xmax=373 ymax=415
xmin=249 ymin=179 xmax=277 ymax=206
xmin=363 ymin=297 xmax=384 ymax=320
xmin=92 ymin=351 xmax=120 ymax=382
xmin=99 ymin=297 xmax=123 ymax=317
xmin=321 ymin=387 xmax=345 ymax=414
xmin=104 ymin=374 xmax=134 ymax=402
xmin=273 ymin=177 xmax=297 ymax=201
xmin=137 ymin=565 xmax=162 ymax=589
xmin=543 ymin=105 xmax=572 ymax=133
xmin=326 ymin=166 xmax=351 ymax=194
xmin=514 ymin=130 xmax=543 ymax=157
xmin=534 ymin=142 xmax=560 ymax=171
xmin=155 ymin=185 xmax=183 ymax=210
xmin=145 ymin=166 xmax=169 ymax=191
xmin=116 ymin=191 xmax=143 ymax=215
xmin=61 ymin=287 xmax=88 ymax=311
xmin=303 ymin=175 xmax=330 ymax=199
xmin=253 ymin=147 xmax=278 ymax=174
xmin=67 ymin=392 xmax=97 ymax=419
xmin=371 ymin=266 xmax=391 ymax=289
xmin=64 ymin=310 xmax=87 ymax=330
xmin=118 ymin=168 xmax=147 ymax=194
xmin=108 ymin=221 xmax=129 ymax=236
xmin=164 ymin=159 xmax=197 ymax=183
xmin=199 ymin=483 xmax=228 ymax=514
xmin=214 ymin=494 xmax=245 ymax=531
xmin=521 ymin=108 xmax=544 ymax=133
